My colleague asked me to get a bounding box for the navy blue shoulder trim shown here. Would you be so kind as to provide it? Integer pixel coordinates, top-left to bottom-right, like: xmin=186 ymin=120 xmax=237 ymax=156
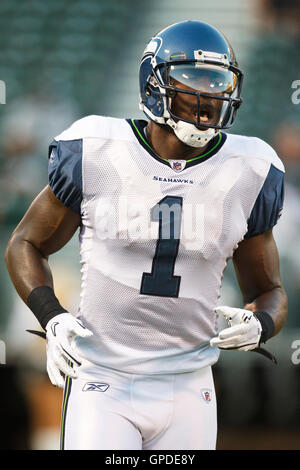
xmin=48 ymin=139 xmax=83 ymax=214
xmin=245 ymin=164 xmax=284 ymax=238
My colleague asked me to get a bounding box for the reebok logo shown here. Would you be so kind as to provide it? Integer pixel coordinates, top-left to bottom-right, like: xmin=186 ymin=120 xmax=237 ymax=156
xmin=82 ymin=382 xmax=110 ymax=392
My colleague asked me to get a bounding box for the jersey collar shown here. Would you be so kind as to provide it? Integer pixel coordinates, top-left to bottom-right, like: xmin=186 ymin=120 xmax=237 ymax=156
xmin=126 ymin=118 xmax=227 ymax=171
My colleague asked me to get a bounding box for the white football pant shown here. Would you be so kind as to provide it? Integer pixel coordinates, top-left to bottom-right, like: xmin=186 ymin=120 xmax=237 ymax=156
xmin=60 ymin=364 xmax=217 ymax=450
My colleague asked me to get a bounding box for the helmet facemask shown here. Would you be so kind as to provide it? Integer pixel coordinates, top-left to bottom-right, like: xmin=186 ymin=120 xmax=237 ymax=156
xmin=149 ymin=60 xmax=242 ymax=147
xmin=141 ymin=51 xmax=242 ymax=147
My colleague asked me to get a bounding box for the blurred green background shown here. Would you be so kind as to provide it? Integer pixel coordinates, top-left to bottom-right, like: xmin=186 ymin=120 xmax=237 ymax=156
xmin=0 ymin=0 xmax=300 ymax=450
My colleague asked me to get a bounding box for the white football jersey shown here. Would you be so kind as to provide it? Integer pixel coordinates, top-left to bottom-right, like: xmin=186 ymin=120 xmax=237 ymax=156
xmin=48 ymin=115 xmax=284 ymax=374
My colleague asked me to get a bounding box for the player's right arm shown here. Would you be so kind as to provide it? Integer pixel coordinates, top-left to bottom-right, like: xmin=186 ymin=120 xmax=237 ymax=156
xmin=5 ymin=185 xmax=92 ymax=387
xmin=5 ymin=113 xmax=99 ymax=301
xmin=5 ymin=185 xmax=80 ymax=300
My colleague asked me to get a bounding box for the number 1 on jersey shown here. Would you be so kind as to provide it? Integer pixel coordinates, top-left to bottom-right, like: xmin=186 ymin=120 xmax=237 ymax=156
xmin=140 ymin=196 xmax=182 ymax=297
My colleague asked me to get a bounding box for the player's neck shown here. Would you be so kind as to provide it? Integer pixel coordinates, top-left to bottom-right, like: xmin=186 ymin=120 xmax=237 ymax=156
xmin=145 ymin=121 xmax=210 ymax=161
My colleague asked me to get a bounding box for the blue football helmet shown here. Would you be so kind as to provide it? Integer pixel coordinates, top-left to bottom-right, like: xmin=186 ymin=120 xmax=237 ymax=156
xmin=139 ymin=20 xmax=243 ymax=147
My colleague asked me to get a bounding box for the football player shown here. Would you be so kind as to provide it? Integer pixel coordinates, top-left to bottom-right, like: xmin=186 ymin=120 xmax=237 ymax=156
xmin=5 ymin=21 xmax=287 ymax=450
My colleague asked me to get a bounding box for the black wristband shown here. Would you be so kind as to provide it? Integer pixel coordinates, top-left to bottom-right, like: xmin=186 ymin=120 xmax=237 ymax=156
xmin=27 ymin=286 xmax=67 ymax=331
xmin=254 ymin=311 xmax=275 ymax=344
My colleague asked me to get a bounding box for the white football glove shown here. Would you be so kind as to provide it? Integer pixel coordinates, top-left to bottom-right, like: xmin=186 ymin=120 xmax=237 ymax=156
xmin=210 ymin=306 xmax=262 ymax=351
xmin=46 ymin=313 xmax=93 ymax=388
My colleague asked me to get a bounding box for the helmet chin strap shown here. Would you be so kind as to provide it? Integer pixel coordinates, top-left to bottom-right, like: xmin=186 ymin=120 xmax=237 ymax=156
xmin=166 ymin=118 xmax=218 ymax=148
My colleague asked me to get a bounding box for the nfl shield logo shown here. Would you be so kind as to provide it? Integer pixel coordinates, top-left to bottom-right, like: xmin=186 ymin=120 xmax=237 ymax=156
xmin=169 ymin=160 xmax=186 ymax=172
xmin=201 ymin=389 xmax=212 ymax=403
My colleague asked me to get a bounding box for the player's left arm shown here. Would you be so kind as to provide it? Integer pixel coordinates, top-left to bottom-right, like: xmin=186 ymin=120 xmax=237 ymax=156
xmin=210 ymin=149 xmax=287 ymax=352
xmin=210 ymin=229 xmax=287 ymax=351
xmin=232 ymin=228 xmax=287 ymax=336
